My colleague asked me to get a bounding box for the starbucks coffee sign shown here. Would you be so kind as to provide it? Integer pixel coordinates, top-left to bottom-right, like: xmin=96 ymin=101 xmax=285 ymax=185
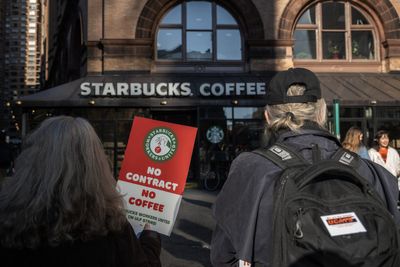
xmin=80 ymin=82 xmax=266 ymax=97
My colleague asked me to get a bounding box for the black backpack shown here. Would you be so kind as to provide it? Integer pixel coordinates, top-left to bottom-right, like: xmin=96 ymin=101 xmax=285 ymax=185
xmin=253 ymin=143 xmax=400 ymax=267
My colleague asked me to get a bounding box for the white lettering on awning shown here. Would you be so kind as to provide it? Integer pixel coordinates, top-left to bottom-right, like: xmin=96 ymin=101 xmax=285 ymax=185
xmin=80 ymin=82 xmax=267 ymax=97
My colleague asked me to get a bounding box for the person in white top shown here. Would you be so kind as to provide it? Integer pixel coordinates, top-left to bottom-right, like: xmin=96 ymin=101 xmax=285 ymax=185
xmin=368 ymin=130 xmax=400 ymax=181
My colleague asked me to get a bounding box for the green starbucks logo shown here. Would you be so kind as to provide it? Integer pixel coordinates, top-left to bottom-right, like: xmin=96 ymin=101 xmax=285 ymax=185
xmin=144 ymin=127 xmax=177 ymax=161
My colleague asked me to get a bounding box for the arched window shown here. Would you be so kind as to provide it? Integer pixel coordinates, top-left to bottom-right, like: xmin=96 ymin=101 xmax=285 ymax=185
xmin=156 ymin=1 xmax=243 ymax=62
xmin=293 ymin=2 xmax=377 ymax=62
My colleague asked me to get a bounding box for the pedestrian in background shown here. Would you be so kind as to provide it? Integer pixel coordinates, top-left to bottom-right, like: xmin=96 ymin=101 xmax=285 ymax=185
xmin=369 ymin=130 xmax=400 ymax=180
xmin=0 ymin=116 xmax=161 ymax=267
xmin=342 ymin=126 xmax=370 ymax=159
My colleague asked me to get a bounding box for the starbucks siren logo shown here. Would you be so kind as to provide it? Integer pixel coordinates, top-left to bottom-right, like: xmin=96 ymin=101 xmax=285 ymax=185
xmin=144 ymin=127 xmax=177 ymax=161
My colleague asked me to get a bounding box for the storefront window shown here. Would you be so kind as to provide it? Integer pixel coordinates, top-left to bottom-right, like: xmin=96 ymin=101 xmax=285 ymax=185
xmin=376 ymin=107 xmax=400 ymax=119
xmin=216 ymin=5 xmax=236 ymax=24
xmin=323 ymin=32 xmax=345 ymax=60
xmin=187 ymin=32 xmax=212 ymax=60
xmin=157 ymin=29 xmax=182 ymax=60
xmin=341 ymin=107 xmax=365 ymax=118
xmin=232 ymin=120 xmax=265 ymax=154
xmin=233 ymin=107 xmax=264 ymax=119
xmin=322 ymin=2 xmax=345 ymax=29
xmin=156 ymin=1 xmax=242 ymax=62
xmin=297 ymin=6 xmax=316 ymax=24
xmin=199 ymin=106 xmax=264 ymax=165
xmin=294 ymin=2 xmax=377 ymax=61
xmin=187 ymin=2 xmax=212 ymax=29
xmin=352 ymin=7 xmax=369 ymax=25
xmin=293 ymin=30 xmax=316 ymax=59
xmin=161 ymin=4 xmax=181 ymax=24
xmin=200 ymin=106 xmax=233 ymax=119
xmin=116 ymin=120 xmax=134 ymax=174
xmin=351 ymin=31 xmax=374 ymax=60
xmin=217 ymin=30 xmax=242 ymax=60
xmin=223 ymin=107 xmax=233 ymax=119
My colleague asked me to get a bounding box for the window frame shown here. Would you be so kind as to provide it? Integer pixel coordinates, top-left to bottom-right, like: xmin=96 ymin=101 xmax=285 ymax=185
xmin=293 ymin=1 xmax=379 ymax=63
xmin=155 ymin=1 xmax=244 ymax=64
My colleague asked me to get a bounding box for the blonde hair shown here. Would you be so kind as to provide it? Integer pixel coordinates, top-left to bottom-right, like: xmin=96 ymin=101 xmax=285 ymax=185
xmin=342 ymin=126 xmax=363 ymax=152
xmin=0 ymin=116 xmax=126 ymax=248
xmin=265 ymin=84 xmax=327 ymax=132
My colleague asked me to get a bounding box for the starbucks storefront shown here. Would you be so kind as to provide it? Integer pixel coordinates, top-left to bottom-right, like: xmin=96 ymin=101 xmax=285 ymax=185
xmin=18 ymin=74 xmax=270 ymax=183
xmin=17 ymin=72 xmax=400 ymax=186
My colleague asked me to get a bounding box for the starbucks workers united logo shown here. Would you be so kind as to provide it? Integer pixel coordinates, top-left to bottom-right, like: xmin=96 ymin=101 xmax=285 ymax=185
xmin=144 ymin=127 xmax=177 ymax=161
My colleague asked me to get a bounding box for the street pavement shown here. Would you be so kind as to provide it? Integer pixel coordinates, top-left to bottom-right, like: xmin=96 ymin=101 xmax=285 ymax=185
xmin=160 ymin=188 xmax=218 ymax=267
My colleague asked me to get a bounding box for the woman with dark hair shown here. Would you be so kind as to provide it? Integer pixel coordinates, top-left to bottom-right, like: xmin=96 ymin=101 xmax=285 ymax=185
xmin=0 ymin=116 xmax=161 ymax=267
xmin=368 ymin=130 xmax=400 ymax=179
xmin=342 ymin=126 xmax=370 ymax=159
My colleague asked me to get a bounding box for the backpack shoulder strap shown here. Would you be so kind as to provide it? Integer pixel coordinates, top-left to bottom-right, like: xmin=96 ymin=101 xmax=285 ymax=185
xmin=252 ymin=142 xmax=309 ymax=169
xmin=330 ymin=148 xmax=361 ymax=168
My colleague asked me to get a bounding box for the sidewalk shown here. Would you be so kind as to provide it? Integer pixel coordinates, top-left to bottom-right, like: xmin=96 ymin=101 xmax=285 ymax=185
xmin=160 ymin=188 xmax=218 ymax=267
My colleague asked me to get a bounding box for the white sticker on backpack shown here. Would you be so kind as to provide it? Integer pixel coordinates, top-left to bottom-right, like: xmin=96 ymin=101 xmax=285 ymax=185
xmin=320 ymin=212 xmax=366 ymax=237
xmin=239 ymin=260 xmax=251 ymax=267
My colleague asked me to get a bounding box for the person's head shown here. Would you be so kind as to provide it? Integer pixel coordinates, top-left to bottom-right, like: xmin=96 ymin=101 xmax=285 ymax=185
xmin=342 ymin=126 xmax=364 ymax=152
xmin=372 ymin=130 xmax=390 ymax=150
xmin=264 ymin=68 xmax=327 ymax=132
xmin=0 ymin=116 xmax=125 ymax=248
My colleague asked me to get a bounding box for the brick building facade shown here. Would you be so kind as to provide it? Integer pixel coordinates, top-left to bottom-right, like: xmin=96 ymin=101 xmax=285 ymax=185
xmin=18 ymin=0 xmax=400 ymax=180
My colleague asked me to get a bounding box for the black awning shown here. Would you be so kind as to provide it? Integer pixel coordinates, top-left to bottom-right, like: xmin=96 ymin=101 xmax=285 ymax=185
xmin=18 ymin=73 xmax=270 ymax=107
xmin=317 ymin=73 xmax=400 ymax=106
xmin=19 ymin=78 xmax=87 ymax=107
xmin=18 ymin=73 xmax=400 ymax=107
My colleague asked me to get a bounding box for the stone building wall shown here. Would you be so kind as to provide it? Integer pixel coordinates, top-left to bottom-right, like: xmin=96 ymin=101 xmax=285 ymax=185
xmin=85 ymin=0 xmax=400 ymax=74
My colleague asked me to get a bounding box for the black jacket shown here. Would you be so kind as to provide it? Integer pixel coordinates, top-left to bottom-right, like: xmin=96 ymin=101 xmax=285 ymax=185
xmin=0 ymin=223 xmax=161 ymax=267
xmin=211 ymin=126 xmax=400 ymax=267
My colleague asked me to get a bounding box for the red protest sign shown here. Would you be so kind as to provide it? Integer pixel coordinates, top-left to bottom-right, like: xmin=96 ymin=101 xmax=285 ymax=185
xmin=117 ymin=116 xmax=197 ymax=235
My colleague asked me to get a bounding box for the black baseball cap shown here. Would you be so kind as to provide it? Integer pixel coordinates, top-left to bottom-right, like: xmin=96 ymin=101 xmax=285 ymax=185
xmin=265 ymin=68 xmax=321 ymax=105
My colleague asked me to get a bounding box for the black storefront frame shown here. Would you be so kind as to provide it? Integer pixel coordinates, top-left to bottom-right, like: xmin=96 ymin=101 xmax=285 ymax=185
xmin=17 ymin=71 xmax=400 ymax=184
xmin=21 ymin=105 xmax=267 ymax=180
xmin=21 ymin=103 xmax=400 ymax=185
xmin=17 ymin=73 xmax=272 ymax=183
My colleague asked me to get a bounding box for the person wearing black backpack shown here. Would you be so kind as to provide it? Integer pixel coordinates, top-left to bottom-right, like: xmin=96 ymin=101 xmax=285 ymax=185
xmin=210 ymin=68 xmax=400 ymax=267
